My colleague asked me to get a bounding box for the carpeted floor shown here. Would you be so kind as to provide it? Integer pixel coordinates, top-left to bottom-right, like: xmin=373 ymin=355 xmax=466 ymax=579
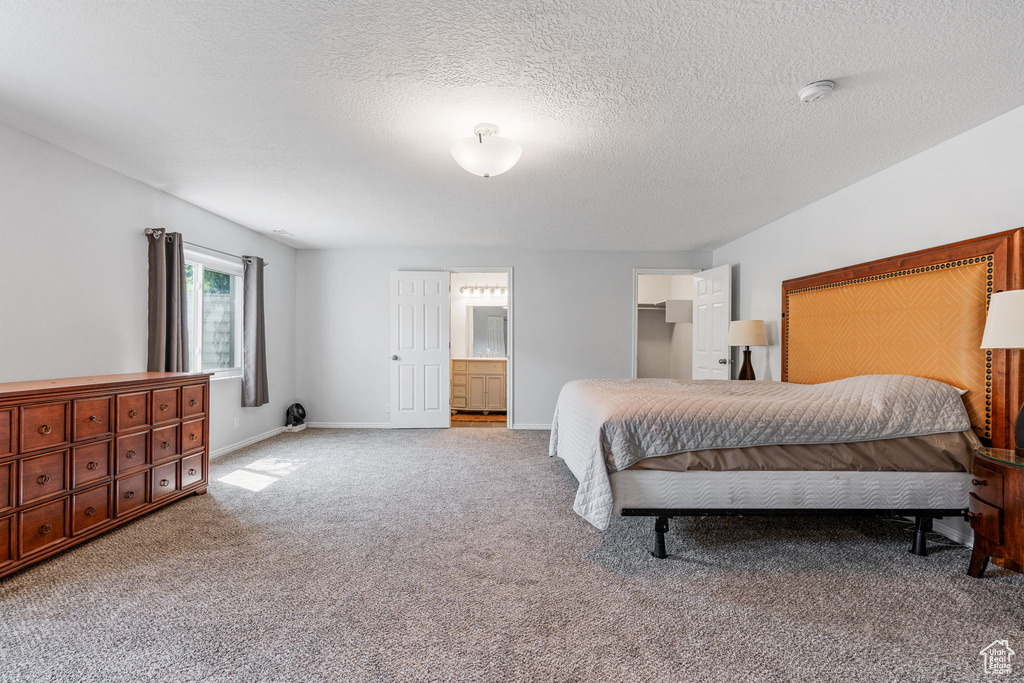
xmin=0 ymin=429 xmax=1021 ymax=682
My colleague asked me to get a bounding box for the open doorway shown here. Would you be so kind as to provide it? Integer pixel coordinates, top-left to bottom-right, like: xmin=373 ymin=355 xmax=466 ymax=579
xmin=632 ymin=269 xmax=700 ymax=379
xmin=449 ymin=269 xmax=512 ymax=429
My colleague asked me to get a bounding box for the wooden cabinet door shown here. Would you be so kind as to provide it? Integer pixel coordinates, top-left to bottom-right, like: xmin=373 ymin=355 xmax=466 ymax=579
xmin=484 ymin=375 xmax=504 ymax=410
xmin=466 ymin=375 xmax=487 ymax=410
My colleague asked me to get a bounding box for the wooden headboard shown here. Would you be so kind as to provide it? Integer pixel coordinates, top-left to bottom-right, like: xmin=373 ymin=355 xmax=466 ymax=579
xmin=781 ymin=229 xmax=1024 ymax=448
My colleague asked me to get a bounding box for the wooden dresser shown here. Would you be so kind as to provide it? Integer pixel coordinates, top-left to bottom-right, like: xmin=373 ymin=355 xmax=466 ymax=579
xmin=0 ymin=372 xmax=211 ymax=579
xmin=968 ymin=447 xmax=1024 ymax=577
xmin=451 ymin=359 xmax=506 ymax=413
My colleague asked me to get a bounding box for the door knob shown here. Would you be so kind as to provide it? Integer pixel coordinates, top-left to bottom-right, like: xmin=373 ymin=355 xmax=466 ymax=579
xmin=718 ymin=358 xmax=728 ymax=365
xmin=391 ymin=355 xmax=399 ymax=361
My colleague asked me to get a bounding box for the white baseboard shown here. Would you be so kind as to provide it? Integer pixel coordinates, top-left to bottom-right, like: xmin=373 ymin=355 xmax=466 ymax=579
xmin=511 ymin=423 xmax=551 ymax=430
xmin=933 ymin=517 xmax=973 ymax=546
xmin=307 ymin=422 xmax=391 ymax=429
xmin=210 ymin=427 xmax=284 ymax=459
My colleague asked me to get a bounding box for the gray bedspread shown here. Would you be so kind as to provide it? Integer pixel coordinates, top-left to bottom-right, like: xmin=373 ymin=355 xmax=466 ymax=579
xmin=548 ymin=375 xmax=972 ymax=529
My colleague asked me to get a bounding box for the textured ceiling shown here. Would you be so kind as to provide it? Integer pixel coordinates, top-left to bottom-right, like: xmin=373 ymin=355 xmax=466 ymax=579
xmin=2 ymin=1 xmax=1024 ymax=251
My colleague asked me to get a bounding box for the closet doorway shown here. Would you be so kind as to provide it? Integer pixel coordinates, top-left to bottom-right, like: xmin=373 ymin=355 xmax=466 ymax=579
xmin=448 ymin=267 xmax=513 ymax=429
xmin=632 ymin=269 xmax=700 ymax=379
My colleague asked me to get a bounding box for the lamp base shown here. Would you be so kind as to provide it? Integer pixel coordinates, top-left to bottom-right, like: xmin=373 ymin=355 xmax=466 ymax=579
xmin=737 ymin=347 xmax=755 ymax=381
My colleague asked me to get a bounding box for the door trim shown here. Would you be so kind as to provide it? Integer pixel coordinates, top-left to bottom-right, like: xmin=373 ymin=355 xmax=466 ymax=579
xmin=446 ymin=266 xmax=514 ymax=428
xmin=631 ymin=268 xmax=700 ymax=379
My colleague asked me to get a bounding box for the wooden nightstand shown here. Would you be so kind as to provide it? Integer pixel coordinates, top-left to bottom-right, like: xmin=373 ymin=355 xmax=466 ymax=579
xmin=968 ymin=447 xmax=1024 ymax=577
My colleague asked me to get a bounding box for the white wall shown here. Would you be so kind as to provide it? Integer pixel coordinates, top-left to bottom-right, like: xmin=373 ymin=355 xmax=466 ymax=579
xmin=296 ymin=249 xmax=710 ymax=428
xmin=0 ymin=122 xmax=297 ymax=453
xmin=713 ymin=103 xmax=1024 ymax=382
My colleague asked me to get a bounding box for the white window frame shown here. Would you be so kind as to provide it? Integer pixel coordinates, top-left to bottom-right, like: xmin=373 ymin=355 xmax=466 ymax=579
xmin=185 ymin=246 xmax=244 ymax=379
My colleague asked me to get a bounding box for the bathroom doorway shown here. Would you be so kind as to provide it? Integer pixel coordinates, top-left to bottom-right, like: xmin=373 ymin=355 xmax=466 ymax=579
xmin=448 ymin=268 xmax=513 ymax=429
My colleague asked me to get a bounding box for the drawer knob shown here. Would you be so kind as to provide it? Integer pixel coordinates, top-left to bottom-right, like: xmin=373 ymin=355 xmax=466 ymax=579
xmin=160 ymin=479 xmax=170 ymax=487
xmin=85 ymin=506 xmax=97 ymax=516
xmin=126 ymin=450 xmax=137 ymax=459
xmin=162 ymin=442 xmax=170 ymax=450
xmin=87 ymin=461 xmax=99 ymax=471
xmin=39 ymin=524 xmax=52 ymax=535
xmin=190 ymin=434 xmax=198 ymax=441
xmin=161 ymin=404 xmax=169 ymax=411
xmin=39 ymin=424 xmax=52 ymax=435
xmin=189 ymin=399 xmax=198 ymax=407
xmin=972 ymin=478 xmax=987 ymax=486
xmin=89 ymin=415 xmax=101 ymax=423
xmin=188 ymin=468 xmax=197 ymax=476
xmin=125 ymin=491 xmax=135 ymax=500
xmin=128 ymin=409 xmax=138 ymax=419
xmin=37 ymin=475 xmax=51 ymax=485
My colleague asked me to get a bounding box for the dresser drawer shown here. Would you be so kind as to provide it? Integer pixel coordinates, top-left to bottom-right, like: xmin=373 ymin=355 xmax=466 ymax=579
xmin=181 ymin=419 xmax=205 ymax=452
xmin=73 ymin=396 xmax=112 ymax=442
xmin=72 ymin=484 xmax=111 ymax=535
xmin=115 ymin=432 xmax=148 ymax=473
xmin=452 ymin=373 xmax=467 ymax=386
xmin=19 ymin=450 xmax=67 ymax=505
xmin=452 ymin=360 xmax=468 ymax=371
xmin=182 ymin=385 xmax=205 ymax=417
xmin=20 ymin=402 xmax=68 ymax=453
xmin=969 ymin=492 xmax=1004 ymax=546
xmin=0 ymin=408 xmax=14 ymax=458
xmin=452 ymin=384 xmax=467 ymax=398
xmin=972 ymin=460 xmax=1004 ymax=508
xmin=451 ymin=397 xmax=467 ymax=408
xmin=0 ymin=462 xmax=12 ymax=513
xmin=152 ymin=424 xmax=179 ymax=462
xmin=0 ymin=515 xmax=13 ymax=567
xmin=152 ymin=388 xmax=180 ymax=424
xmin=151 ymin=461 xmax=178 ymax=502
xmin=71 ymin=440 xmax=112 ymax=488
xmin=116 ymin=392 xmax=149 ymax=432
xmin=19 ymin=497 xmax=68 ymax=557
xmin=180 ymin=453 xmax=204 ymax=489
xmin=115 ymin=472 xmax=147 ymax=517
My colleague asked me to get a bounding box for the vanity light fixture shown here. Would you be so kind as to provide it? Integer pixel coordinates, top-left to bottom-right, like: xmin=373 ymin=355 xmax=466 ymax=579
xmin=450 ymin=124 xmax=522 ymax=177
xmin=459 ymin=285 xmax=508 ymax=296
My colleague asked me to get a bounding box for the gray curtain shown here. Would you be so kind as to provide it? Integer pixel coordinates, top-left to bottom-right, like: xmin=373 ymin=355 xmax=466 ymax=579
xmin=242 ymin=256 xmax=270 ymax=407
xmin=147 ymin=230 xmax=190 ymax=372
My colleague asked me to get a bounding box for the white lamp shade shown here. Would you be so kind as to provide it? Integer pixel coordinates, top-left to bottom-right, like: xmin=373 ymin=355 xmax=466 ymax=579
xmin=450 ymin=133 xmax=522 ymax=177
xmin=981 ymin=290 xmax=1024 ymax=349
xmin=728 ymin=320 xmax=768 ymax=347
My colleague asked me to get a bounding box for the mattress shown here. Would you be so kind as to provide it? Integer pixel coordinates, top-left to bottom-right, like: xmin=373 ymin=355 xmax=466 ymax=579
xmin=609 ymin=470 xmax=973 ymax=514
xmin=625 ymin=431 xmax=979 ymax=473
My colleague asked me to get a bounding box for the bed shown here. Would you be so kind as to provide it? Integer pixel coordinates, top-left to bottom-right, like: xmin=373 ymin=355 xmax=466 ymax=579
xmin=550 ymin=228 xmax=1024 ymax=557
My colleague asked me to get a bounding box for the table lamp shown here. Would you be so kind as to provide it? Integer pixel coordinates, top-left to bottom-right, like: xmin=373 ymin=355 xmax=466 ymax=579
xmin=981 ymin=290 xmax=1024 ymax=449
xmin=728 ymin=320 xmax=768 ymax=381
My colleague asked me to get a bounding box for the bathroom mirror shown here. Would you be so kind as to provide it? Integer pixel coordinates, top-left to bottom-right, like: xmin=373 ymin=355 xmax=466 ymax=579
xmin=468 ymin=305 xmax=508 ymax=358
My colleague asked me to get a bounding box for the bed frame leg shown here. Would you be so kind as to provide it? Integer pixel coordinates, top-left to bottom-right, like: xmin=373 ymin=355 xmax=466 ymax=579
xmin=652 ymin=517 xmax=670 ymax=559
xmin=910 ymin=515 xmax=933 ymax=556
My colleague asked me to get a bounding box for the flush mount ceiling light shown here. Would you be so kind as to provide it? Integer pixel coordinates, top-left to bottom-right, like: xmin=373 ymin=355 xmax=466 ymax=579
xmin=798 ymin=80 xmax=835 ymax=103
xmin=450 ymin=123 xmax=523 ymax=177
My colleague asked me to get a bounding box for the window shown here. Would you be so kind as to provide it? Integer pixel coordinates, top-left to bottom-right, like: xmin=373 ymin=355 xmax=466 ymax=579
xmin=184 ymin=248 xmax=243 ymax=377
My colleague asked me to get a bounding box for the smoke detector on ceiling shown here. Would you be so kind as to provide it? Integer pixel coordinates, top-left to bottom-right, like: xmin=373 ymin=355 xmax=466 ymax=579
xmin=798 ymin=80 xmax=835 ymax=103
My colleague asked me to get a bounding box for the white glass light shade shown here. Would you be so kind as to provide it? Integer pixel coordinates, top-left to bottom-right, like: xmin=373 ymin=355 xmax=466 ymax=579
xmin=450 ymin=124 xmax=523 ymax=177
xmin=981 ymin=290 xmax=1024 ymax=349
xmin=728 ymin=320 xmax=768 ymax=347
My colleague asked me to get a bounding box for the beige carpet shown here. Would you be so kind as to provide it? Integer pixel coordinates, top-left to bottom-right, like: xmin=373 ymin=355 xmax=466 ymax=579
xmin=0 ymin=429 xmax=1021 ymax=682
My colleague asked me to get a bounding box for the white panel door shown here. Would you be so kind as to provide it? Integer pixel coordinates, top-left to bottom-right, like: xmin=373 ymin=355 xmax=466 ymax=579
xmin=390 ymin=271 xmax=451 ymax=428
xmin=692 ymin=264 xmax=732 ymax=380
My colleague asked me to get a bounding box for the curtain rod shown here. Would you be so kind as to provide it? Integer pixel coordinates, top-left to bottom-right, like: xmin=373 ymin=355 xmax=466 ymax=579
xmin=144 ymin=228 xmax=269 ymax=266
